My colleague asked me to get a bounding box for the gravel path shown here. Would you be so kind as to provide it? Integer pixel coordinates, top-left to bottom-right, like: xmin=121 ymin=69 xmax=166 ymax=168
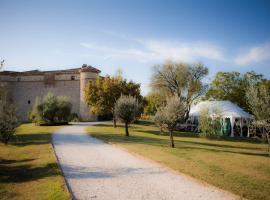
xmin=53 ymin=122 xmax=238 ymax=200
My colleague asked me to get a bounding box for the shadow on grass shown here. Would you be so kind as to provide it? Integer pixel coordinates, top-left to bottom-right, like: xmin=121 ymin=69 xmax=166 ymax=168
xmin=0 ymin=160 xmax=60 ymax=183
xmin=91 ymin=133 xmax=268 ymax=157
xmin=9 ymin=133 xmax=52 ymax=146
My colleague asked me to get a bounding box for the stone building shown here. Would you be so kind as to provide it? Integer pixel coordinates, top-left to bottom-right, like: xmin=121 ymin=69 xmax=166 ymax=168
xmin=0 ymin=64 xmax=100 ymax=122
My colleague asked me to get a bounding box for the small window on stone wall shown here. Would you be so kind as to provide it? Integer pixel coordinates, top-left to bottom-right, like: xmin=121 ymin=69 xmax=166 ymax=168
xmin=28 ymin=100 xmax=31 ymax=104
xmin=71 ymin=75 xmax=75 ymax=80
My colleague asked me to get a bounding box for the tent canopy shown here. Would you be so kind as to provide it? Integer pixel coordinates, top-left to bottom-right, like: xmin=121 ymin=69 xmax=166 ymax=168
xmin=189 ymin=101 xmax=252 ymax=119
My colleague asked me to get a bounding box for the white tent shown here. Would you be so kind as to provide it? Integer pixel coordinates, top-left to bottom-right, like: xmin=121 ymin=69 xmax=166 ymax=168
xmin=189 ymin=101 xmax=253 ymax=137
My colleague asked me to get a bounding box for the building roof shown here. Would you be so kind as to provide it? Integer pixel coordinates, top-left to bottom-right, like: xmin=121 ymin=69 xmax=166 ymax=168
xmin=0 ymin=64 xmax=101 ymax=76
xmin=189 ymin=100 xmax=252 ymax=119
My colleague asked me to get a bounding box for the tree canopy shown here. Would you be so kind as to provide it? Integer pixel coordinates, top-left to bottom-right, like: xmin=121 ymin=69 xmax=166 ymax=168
xmin=151 ymin=61 xmax=208 ymax=119
xmin=206 ymin=71 xmax=268 ymax=113
xmin=84 ymin=75 xmax=142 ymax=127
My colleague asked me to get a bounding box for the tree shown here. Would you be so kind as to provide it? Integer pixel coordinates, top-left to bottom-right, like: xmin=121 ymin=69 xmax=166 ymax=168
xmin=0 ymin=83 xmax=18 ymax=144
xmin=115 ymin=95 xmax=140 ymax=136
xmin=0 ymin=59 xmax=4 ymax=69
xmin=154 ymin=95 xmax=186 ymax=148
xmin=84 ymin=75 xmax=142 ymax=128
xmin=246 ymin=82 xmax=270 ymax=156
xmin=206 ymin=71 xmax=266 ymax=112
xmin=29 ymin=92 xmax=72 ymax=124
xmin=144 ymin=92 xmax=166 ymax=115
xmin=151 ymin=61 xmax=208 ymax=120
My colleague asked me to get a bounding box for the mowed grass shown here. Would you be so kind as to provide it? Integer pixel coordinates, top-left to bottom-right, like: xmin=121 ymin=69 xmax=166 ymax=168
xmin=87 ymin=121 xmax=270 ymax=200
xmin=0 ymin=124 xmax=70 ymax=200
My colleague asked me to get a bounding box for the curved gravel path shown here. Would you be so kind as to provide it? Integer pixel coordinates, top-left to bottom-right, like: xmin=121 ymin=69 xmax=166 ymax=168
xmin=53 ymin=122 xmax=238 ymax=200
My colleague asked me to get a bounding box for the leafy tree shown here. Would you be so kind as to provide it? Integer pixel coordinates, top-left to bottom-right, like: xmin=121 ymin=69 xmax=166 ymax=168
xmin=29 ymin=92 xmax=72 ymax=124
xmin=206 ymin=71 xmax=266 ymax=112
xmin=246 ymin=83 xmax=270 ymax=155
xmin=0 ymin=83 xmax=18 ymax=144
xmin=144 ymin=92 xmax=166 ymax=115
xmin=84 ymin=75 xmax=142 ymax=128
xmin=154 ymin=95 xmax=185 ymax=148
xmin=151 ymin=61 xmax=208 ymax=120
xmin=115 ymin=95 xmax=140 ymax=136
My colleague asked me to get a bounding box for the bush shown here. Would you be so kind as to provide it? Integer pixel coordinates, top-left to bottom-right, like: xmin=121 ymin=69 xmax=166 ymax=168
xmin=115 ymin=95 xmax=140 ymax=136
xmin=199 ymin=108 xmax=222 ymax=138
xmin=29 ymin=92 xmax=72 ymax=125
xmin=68 ymin=113 xmax=80 ymax=122
xmin=0 ymin=83 xmax=18 ymax=144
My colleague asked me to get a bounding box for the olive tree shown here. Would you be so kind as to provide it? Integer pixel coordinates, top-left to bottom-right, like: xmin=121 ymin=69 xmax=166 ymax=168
xmin=0 ymin=83 xmax=18 ymax=144
xmin=246 ymin=83 xmax=270 ymax=155
xmin=29 ymin=92 xmax=72 ymax=125
xmin=115 ymin=95 xmax=140 ymax=136
xmin=154 ymin=95 xmax=185 ymax=148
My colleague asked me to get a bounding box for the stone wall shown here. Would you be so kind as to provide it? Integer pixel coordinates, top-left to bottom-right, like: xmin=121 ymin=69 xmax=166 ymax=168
xmin=0 ymin=72 xmax=97 ymax=122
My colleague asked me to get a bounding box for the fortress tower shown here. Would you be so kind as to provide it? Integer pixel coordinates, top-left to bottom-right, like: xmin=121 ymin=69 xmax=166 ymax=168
xmin=0 ymin=64 xmax=100 ymax=122
xmin=79 ymin=64 xmax=99 ymax=121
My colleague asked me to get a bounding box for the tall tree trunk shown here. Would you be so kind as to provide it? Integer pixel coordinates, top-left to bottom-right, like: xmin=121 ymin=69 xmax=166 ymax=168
xmin=169 ymin=130 xmax=175 ymax=148
xmin=125 ymin=122 xmax=129 ymax=136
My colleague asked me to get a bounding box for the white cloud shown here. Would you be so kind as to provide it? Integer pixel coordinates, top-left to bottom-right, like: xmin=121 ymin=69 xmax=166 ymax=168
xmin=80 ymin=39 xmax=224 ymax=63
xmin=234 ymin=42 xmax=270 ymax=65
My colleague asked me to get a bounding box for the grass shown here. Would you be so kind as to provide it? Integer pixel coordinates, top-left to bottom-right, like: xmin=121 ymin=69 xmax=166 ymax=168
xmin=0 ymin=124 xmax=70 ymax=200
xmin=87 ymin=121 xmax=270 ymax=200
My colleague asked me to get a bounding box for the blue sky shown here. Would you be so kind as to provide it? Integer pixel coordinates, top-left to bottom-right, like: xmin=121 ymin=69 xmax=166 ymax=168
xmin=1 ymin=0 xmax=270 ymax=95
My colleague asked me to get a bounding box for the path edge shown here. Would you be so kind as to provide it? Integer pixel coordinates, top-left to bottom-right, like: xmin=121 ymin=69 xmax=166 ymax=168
xmin=51 ymin=129 xmax=76 ymax=200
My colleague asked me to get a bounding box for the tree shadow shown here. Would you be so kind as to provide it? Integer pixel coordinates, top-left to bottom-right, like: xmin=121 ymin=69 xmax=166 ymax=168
xmin=10 ymin=133 xmax=52 ymax=146
xmin=62 ymin=164 xmax=165 ymax=180
xmin=91 ymin=133 xmax=268 ymax=157
xmin=0 ymin=161 xmax=60 ymax=183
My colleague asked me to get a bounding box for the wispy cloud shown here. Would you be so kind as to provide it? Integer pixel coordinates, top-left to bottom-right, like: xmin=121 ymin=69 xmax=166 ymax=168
xmin=80 ymin=39 xmax=224 ymax=63
xmin=234 ymin=42 xmax=270 ymax=65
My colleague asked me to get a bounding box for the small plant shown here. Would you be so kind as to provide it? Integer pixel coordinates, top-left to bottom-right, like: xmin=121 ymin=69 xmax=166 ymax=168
xmin=68 ymin=113 xmax=80 ymax=122
xmin=0 ymin=83 xmax=18 ymax=144
xmin=115 ymin=95 xmax=140 ymax=136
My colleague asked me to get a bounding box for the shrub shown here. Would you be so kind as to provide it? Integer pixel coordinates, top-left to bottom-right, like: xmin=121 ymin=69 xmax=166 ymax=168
xmin=115 ymin=95 xmax=140 ymax=136
xmin=0 ymin=83 xmax=18 ymax=144
xmin=199 ymin=108 xmax=222 ymax=138
xmin=29 ymin=92 xmax=72 ymax=125
xmin=68 ymin=113 xmax=80 ymax=122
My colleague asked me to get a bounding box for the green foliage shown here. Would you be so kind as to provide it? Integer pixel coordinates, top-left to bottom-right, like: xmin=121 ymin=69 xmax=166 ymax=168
xmin=84 ymin=75 xmax=143 ymax=127
xmin=246 ymin=83 xmax=270 ymax=121
xmin=206 ymin=71 xmax=266 ymax=112
xmin=198 ymin=108 xmax=222 ymax=138
xmin=151 ymin=61 xmax=208 ymax=119
xmin=68 ymin=113 xmax=81 ymax=122
xmin=115 ymin=95 xmax=140 ymax=124
xmin=0 ymin=83 xmax=18 ymax=144
xmin=144 ymin=92 xmax=166 ymax=115
xmin=154 ymin=95 xmax=186 ymax=147
xmin=29 ymin=93 xmax=72 ymax=124
xmin=115 ymin=95 xmax=140 ymax=136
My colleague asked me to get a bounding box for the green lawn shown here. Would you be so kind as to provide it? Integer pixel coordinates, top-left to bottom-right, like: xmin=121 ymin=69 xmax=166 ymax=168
xmin=0 ymin=124 xmax=70 ymax=200
xmin=87 ymin=121 xmax=270 ymax=200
